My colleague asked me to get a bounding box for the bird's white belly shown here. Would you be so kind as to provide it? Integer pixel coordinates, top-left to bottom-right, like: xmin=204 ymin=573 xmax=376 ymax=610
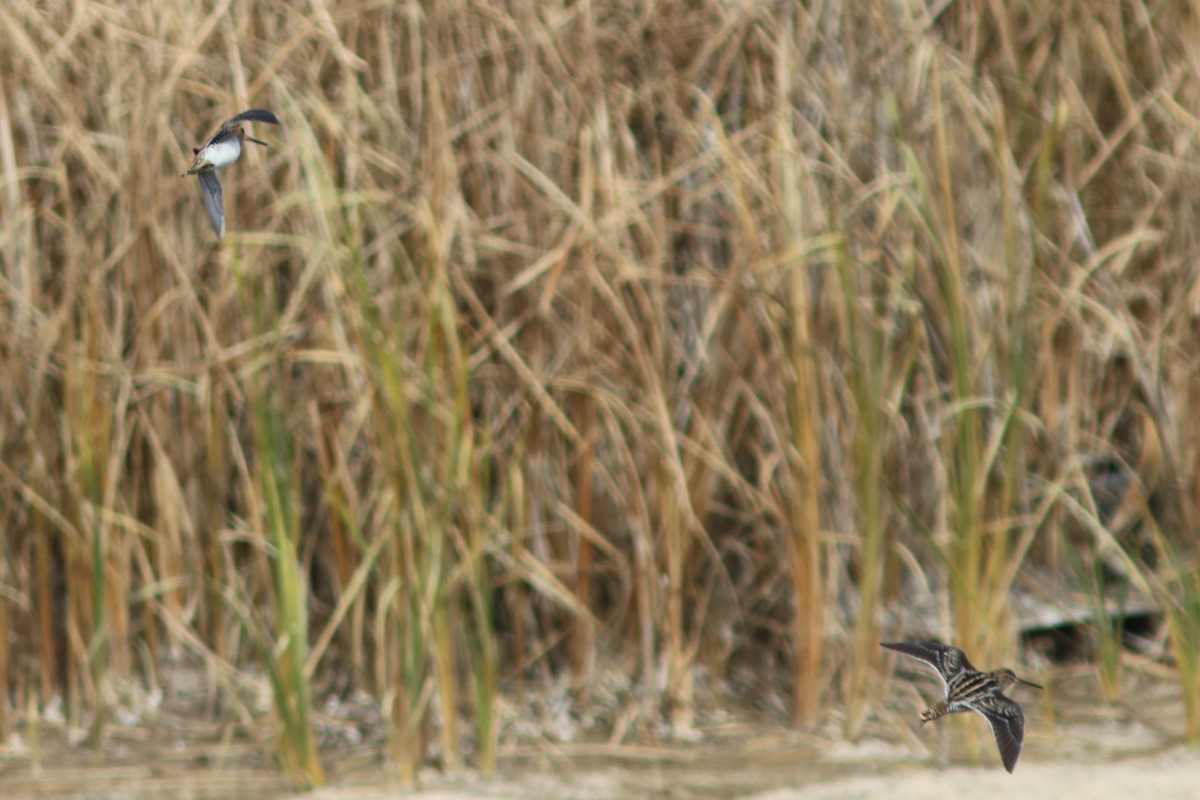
xmin=200 ymin=139 xmax=242 ymax=169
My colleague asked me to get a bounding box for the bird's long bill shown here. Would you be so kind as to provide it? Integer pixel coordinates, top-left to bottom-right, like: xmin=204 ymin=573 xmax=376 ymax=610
xmin=1019 ymin=677 xmax=1043 ymax=690
xmin=245 ymin=135 xmax=269 ymax=147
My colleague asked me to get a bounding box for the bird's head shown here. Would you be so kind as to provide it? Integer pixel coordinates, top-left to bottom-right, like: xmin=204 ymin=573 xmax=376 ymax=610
xmin=994 ymin=668 xmax=1042 ymax=691
xmin=233 ymin=124 xmax=269 ymax=147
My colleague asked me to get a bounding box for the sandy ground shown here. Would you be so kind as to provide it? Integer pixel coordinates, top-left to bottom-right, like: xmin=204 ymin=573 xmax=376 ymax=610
xmin=294 ymin=740 xmax=1200 ymax=800
xmin=753 ymin=756 xmax=1200 ymax=800
xmin=288 ymin=745 xmax=1200 ymax=800
xmin=3 ymin=670 xmax=1196 ymax=800
xmin=4 ymin=730 xmax=1198 ymax=800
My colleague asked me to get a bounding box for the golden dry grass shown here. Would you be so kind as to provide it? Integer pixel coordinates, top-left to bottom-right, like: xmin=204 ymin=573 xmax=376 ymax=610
xmin=2 ymin=0 xmax=1200 ymax=784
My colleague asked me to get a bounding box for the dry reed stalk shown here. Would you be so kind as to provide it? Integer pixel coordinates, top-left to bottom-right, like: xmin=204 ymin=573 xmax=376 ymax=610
xmin=570 ymin=202 xmax=599 ymax=691
xmin=0 ymin=554 xmax=8 ymax=742
xmin=925 ymin=56 xmax=985 ymax=657
xmin=770 ymin=16 xmax=826 ymax=725
xmin=33 ymin=513 xmax=56 ymax=705
xmin=832 ymin=226 xmax=888 ymax=740
xmin=253 ymin=382 xmax=325 ymax=788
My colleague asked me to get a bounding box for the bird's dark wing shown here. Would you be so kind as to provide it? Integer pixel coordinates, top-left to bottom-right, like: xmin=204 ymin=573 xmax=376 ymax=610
xmin=223 ymin=108 xmax=280 ymax=127
xmin=197 ymin=170 xmax=225 ymax=237
xmin=881 ymin=641 xmax=970 ymax=685
xmin=975 ymin=695 xmax=1026 ymax=773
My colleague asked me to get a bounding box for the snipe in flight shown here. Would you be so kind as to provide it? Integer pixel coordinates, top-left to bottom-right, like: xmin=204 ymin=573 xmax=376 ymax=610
xmin=182 ymin=108 xmax=280 ymax=237
xmin=881 ymin=640 xmax=1042 ymax=773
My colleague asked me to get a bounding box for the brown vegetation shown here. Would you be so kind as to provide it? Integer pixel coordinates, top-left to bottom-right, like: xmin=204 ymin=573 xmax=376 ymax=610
xmin=1 ymin=0 xmax=1199 ymax=787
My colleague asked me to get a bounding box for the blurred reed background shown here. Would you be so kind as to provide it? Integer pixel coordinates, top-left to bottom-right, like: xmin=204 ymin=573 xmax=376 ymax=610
xmin=1 ymin=0 xmax=1200 ymax=788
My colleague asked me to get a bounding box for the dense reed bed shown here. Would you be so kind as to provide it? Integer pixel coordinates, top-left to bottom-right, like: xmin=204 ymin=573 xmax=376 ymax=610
xmin=2 ymin=0 xmax=1200 ymax=786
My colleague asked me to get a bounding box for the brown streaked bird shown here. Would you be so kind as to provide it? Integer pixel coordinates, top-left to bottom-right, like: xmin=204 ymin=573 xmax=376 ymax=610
xmin=182 ymin=108 xmax=280 ymax=237
xmin=881 ymin=641 xmax=1042 ymax=773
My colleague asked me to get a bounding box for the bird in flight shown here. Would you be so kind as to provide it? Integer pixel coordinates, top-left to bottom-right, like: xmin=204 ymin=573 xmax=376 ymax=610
xmin=182 ymin=108 xmax=280 ymax=237
xmin=881 ymin=640 xmax=1042 ymax=773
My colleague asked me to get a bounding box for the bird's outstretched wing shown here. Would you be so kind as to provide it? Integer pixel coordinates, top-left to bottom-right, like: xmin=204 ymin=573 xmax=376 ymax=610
xmin=881 ymin=641 xmax=972 ymax=687
xmin=974 ymin=694 xmax=1026 ymax=773
xmin=197 ymin=170 xmax=225 ymax=237
xmin=223 ymin=108 xmax=281 ymax=128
